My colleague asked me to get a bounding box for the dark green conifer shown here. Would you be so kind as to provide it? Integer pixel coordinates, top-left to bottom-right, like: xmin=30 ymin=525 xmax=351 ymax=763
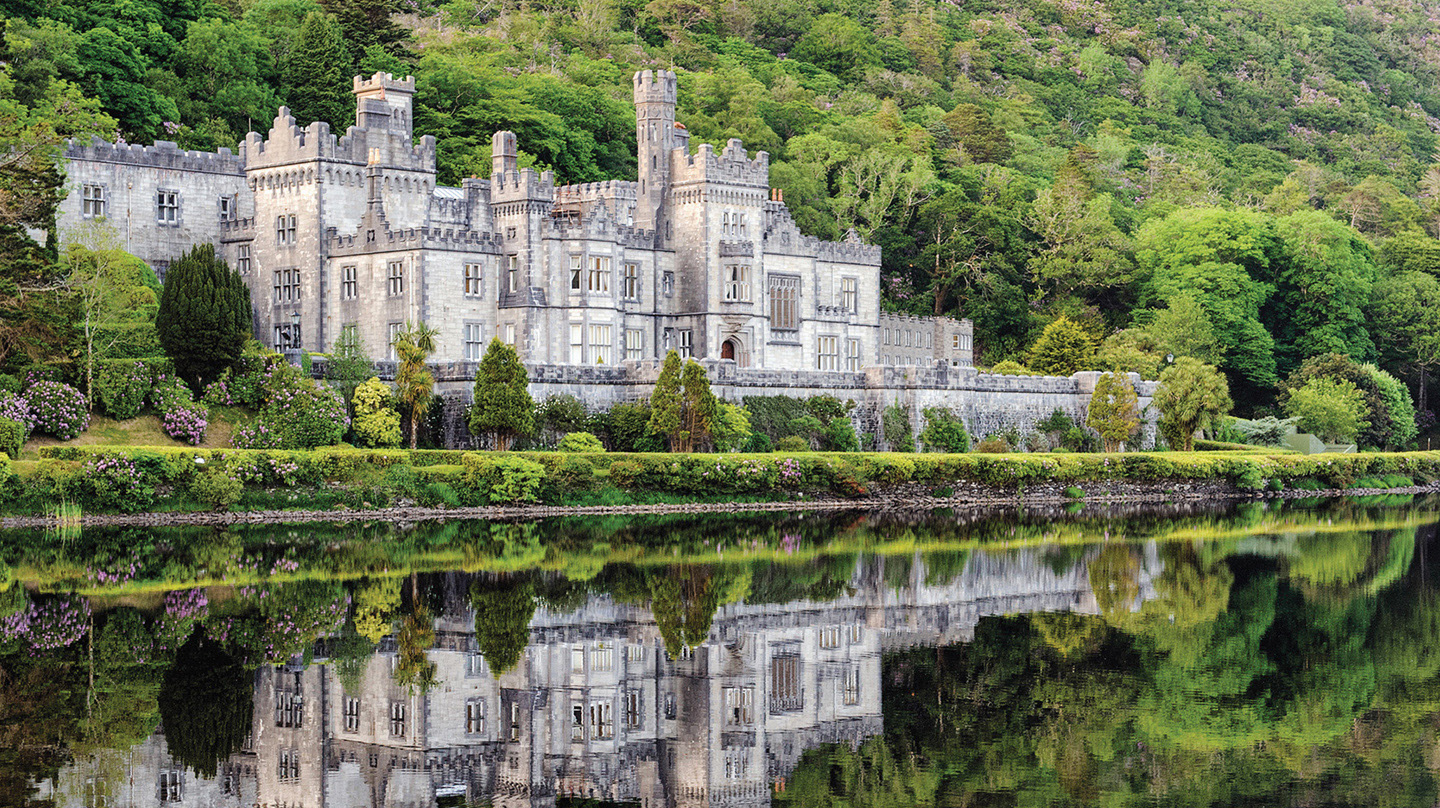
xmin=287 ymin=11 xmax=352 ymax=130
xmin=156 ymin=244 xmax=251 ymax=389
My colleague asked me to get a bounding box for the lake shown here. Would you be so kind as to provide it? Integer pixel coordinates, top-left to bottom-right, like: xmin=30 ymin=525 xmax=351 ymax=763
xmin=2 ymin=495 xmax=1437 ymax=806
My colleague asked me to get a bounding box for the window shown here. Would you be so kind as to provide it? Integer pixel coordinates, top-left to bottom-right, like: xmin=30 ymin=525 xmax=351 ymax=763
xmin=724 ymin=265 xmax=750 ymax=302
xmin=466 ymin=698 xmax=487 ymax=734
xmin=389 ymin=701 xmax=407 ymax=737
xmin=592 ymin=641 xmax=614 ymax=671
xmin=905 ymin=330 xmax=913 ymax=347
xmin=278 ymin=750 xmax=300 ymax=783
xmin=723 ymin=685 xmax=755 ymax=725
xmin=722 ymin=211 xmax=731 ymax=235
xmin=569 ymin=324 xmax=583 ymax=365
xmin=678 ymin=329 xmax=692 ymax=359
xmin=237 ymin=244 xmax=251 ymax=276
xmin=848 ymin=624 xmax=863 ymax=644
xmin=340 ymin=323 xmax=358 ymax=349
xmin=273 ymin=268 xmax=300 ymax=303
xmin=504 ymin=323 xmax=516 ymax=346
xmin=625 ymin=690 xmax=643 ymax=728
xmin=624 ymin=329 xmax=643 ymax=362
xmin=664 ymin=692 xmax=677 ymax=720
xmin=571 ymin=703 xmax=585 ymax=741
xmin=724 ymin=751 xmax=748 ymax=780
xmin=768 ymin=275 xmax=799 ymax=331
xmin=276 ymin=214 xmax=296 ymax=243
xmin=846 ymin=339 xmax=861 ymax=372
xmin=588 ymin=256 xmax=610 ymax=293
xmin=841 ymin=277 xmax=857 ymax=312
xmin=274 ymin=684 xmax=302 ymax=727
xmin=883 ymin=328 xmax=891 ymax=346
xmin=662 ymin=271 xmax=674 ymax=297
xmin=387 ymin=261 xmax=404 ymax=296
xmin=820 ymin=626 xmax=841 ymax=649
xmin=343 ymin=697 xmax=360 ymax=732
xmin=627 ymin=643 xmax=647 ymax=664
xmin=464 ymin=323 xmax=484 ymax=361
xmin=157 ymin=190 xmax=179 ymax=224
xmin=341 ymin=265 xmax=357 ymax=299
xmin=388 ymin=323 xmax=402 ymax=361
xmin=509 ymin=702 xmax=522 ymax=741
xmin=571 ymin=645 xmax=585 ymax=674
xmin=570 ymin=255 xmax=583 ymax=291
xmin=817 ymin=336 xmax=839 ymax=371
xmin=590 ymin=701 xmax=613 ymax=740
xmin=770 ymin=655 xmax=802 ymax=712
xmin=465 ymin=262 xmax=483 ymax=296
xmin=219 ymin=194 xmax=236 ymax=221
xmin=842 ymin=666 xmax=860 ymax=706
xmin=157 ymin=770 xmax=183 ymax=803
xmin=82 ymin=184 xmax=106 ymax=218
xmin=465 ymin=653 xmax=485 ymax=677
xmin=590 ymin=324 xmax=612 ymax=365
xmin=507 ymin=255 xmax=519 ymax=293
xmin=622 ymin=262 xmax=639 ymax=299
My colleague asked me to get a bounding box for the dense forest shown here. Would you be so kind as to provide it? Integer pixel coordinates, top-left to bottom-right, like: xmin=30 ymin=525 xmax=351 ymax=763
xmin=4 ymin=0 xmax=1440 ymax=417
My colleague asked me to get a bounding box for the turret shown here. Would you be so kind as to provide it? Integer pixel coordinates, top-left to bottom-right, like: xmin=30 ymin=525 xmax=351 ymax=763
xmin=353 ymin=72 xmax=416 ymax=139
xmin=492 ymin=131 xmax=518 ymax=181
xmin=633 ymin=69 xmax=677 ymax=235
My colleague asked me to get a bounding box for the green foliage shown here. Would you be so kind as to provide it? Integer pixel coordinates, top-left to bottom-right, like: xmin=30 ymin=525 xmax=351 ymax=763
xmin=287 ymin=11 xmax=350 ymax=129
xmin=821 ymin=416 xmax=859 ymax=452
xmin=605 ymin=400 xmax=661 ymax=452
xmin=1155 ymin=358 xmax=1232 ymax=452
xmin=1087 ymin=372 xmax=1140 ymax=452
xmin=351 ymin=377 xmax=402 ymax=448
xmin=882 ymin=403 xmax=914 ymax=452
xmin=1281 ymin=354 xmax=1401 ymax=450
xmin=1363 ymin=364 xmax=1417 ymax=450
xmin=535 ymin=395 xmax=588 ymax=448
xmin=156 ymin=244 xmax=251 ymax=389
xmin=26 ymin=380 xmax=88 ymax=439
xmin=190 ymin=466 xmax=242 ymax=510
xmin=324 ymin=328 xmax=373 ymax=404
xmin=470 ymin=579 xmax=535 ymax=675
xmin=989 ymin=360 xmax=1036 ymax=376
xmin=1285 ymin=377 xmax=1369 ymax=445
xmin=557 ymin=431 xmax=605 ymax=453
xmin=94 ymin=358 xmax=153 ymax=419
xmin=392 ymin=322 xmax=437 ymax=451
xmin=158 ymin=636 xmax=253 ymax=779
xmin=0 ymin=417 xmax=21 ymax=459
xmin=1028 ymin=316 xmax=1095 ymax=376
xmin=712 ymin=402 xmax=753 ymax=452
xmin=775 ymin=435 xmax=810 ymax=453
xmin=648 ymin=351 xmax=683 ymax=450
xmin=470 ymin=339 xmax=534 ymax=451
xmin=460 ymin=453 xmax=546 ymax=503
xmin=919 ymin=407 xmax=969 ymax=453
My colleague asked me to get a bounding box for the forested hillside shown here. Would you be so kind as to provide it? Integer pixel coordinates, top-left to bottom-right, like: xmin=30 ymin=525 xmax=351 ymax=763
xmin=4 ymin=0 xmax=1440 ymax=417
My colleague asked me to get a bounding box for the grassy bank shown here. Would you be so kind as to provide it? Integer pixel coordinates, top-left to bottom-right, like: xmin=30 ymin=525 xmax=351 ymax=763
xmin=5 ymin=444 xmax=1440 ymax=516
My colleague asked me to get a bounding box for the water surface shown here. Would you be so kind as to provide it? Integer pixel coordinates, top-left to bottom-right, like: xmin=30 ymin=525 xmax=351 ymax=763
xmin=3 ymin=497 xmax=1437 ymax=806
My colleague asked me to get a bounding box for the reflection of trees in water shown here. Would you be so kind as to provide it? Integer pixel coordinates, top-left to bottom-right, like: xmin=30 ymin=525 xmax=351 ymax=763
xmin=157 ymin=635 xmax=252 ymax=778
xmin=470 ymin=575 xmax=536 ymax=675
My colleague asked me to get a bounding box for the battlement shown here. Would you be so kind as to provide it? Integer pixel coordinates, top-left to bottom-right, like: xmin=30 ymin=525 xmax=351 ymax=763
xmin=633 ymin=69 xmax=677 ymax=105
xmin=219 ymin=217 xmax=255 ymax=239
xmin=674 ymin=139 xmax=770 ymax=187
xmin=490 ymin=166 xmax=555 ymax=203
xmin=329 ymin=222 xmax=503 ymax=255
xmin=878 ymin=311 xmax=971 ymax=329
xmin=353 ymin=72 xmax=416 ymax=97
xmin=63 ymin=137 xmax=245 ymax=175
xmin=553 ymin=180 xmax=639 ymax=205
xmin=816 ymin=236 xmax=881 ymax=265
xmin=242 ymin=106 xmax=436 ymax=171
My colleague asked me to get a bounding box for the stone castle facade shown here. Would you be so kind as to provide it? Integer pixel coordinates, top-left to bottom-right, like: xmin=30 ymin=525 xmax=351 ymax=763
xmin=58 ymin=70 xmax=974 ymax=375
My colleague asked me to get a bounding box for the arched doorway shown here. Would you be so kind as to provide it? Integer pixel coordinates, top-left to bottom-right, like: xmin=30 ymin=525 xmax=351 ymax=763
xmin=721 ymin=339 xmax=738 ymax=361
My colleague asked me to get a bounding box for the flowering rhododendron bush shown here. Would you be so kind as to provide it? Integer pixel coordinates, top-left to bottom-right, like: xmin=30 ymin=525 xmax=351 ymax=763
xmin=26 ymin=381 xmax=89 ymax=439
xmin=151 ymin=373 xmax=209 ymax=445
xmin=0 ymin=389 xmax=33 ymax=432
xmin=233 ymin=361 xmax=349 ymax=450
xmin=96 ymin=359 xmax=155 ymax=419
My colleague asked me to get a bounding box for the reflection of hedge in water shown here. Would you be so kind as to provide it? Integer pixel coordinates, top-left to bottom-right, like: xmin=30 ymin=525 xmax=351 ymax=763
xmin=785 ymin=539 xmax=1440 ymax=806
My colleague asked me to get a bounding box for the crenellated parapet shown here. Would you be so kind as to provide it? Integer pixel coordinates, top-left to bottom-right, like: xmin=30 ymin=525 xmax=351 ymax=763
xmin=672 ymin=138 xmax=770 ymax=188
xmin=62 ymin=137 xmax=245 ymax=175
xmin=219 ymin=217 xmax=255 ymax=240
xmin=241 ymin=105 xmax=436 ymax=171
xmin=328 ymin=222 xmax=504 ymax=256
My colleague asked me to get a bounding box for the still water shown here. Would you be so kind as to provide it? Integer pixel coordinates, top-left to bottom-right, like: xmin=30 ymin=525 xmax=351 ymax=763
xmin=2 ymin=497 xmax=1438 ymax=807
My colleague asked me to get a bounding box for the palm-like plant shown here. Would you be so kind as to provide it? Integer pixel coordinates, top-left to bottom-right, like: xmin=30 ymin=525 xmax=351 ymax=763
xmin=392 ymin=321 xmax=438 ymax=450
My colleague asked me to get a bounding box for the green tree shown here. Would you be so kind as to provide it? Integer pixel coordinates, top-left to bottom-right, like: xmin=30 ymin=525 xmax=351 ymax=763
xmin=1270 ymin=211 xmax=1377 ymax=372
xmin=679 ymin=358 xmax=717 ymax=452
xmin=1369 ymin=271 xmax=1440 ymax=415
xmin=648 ymin=350 xmax=683 ymax=450
xmin=1087 ymin=372 xmax=1140 ymax=452
xmin=157 ymin=636 xmax=253 ymax=778
xmin=1028 ymin=316 xmax=1095 ymax=376
xmin=470 ymin=338 xmax=534 ymax=450
xmin=1285 ymin=377 xmax=1369 ymax=444
xmin=325 ymin=326 xmax=373 ymax=404
xmin=156 ymin=244 xmax=252 ymax=389
xmin=287 ymin=11 xmax=350 ymax=129
xmin=790 ymin=14 xmax=880 ymax=81
xmin=351 ymin=377 xmax=401 ymax=447
xmin=1154 ymin=357 xmax=1232 ymax=451
xmin=1146 ymin=296 xmax=1223 ymax=365
xmin=319 ymin=0 xmax=411 ymax=71
xmin=470 ymin=578 xmax=536 ymax=675
xmin=61 ymin=224 xmax=157 ymax=408
xmin=392 ymin=322 xmax=436 ymax=450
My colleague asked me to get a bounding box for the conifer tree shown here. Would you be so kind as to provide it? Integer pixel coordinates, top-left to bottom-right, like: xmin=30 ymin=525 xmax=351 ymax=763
xmin=287 ymin=11 xmax=352 ymax=130
xmin=470 ymin=338 xmax=534 ymax=450
xmin=1028 ymin=315 xmax=1096 ymax=376
xmin=1086 ymin=372 xmax=1140 ymax=452
xmin=156 ymin=244 xmax=251 ymax=389
xmin=158 ymin=636 xmax=253 ymax=778
xmin=679 ymin=358 xmax=717 ymax=452
xmin=648 ymin=350 xmax=683 ymax=450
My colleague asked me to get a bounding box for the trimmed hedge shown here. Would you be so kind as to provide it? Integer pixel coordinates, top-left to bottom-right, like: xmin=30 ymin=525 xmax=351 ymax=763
xmin=19 ymin=445 xmax=1440 ymax=512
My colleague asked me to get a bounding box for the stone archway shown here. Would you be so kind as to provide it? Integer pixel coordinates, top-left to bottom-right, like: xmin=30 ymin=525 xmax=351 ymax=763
xmin=721 ymin=338 xmax=738 ymax=361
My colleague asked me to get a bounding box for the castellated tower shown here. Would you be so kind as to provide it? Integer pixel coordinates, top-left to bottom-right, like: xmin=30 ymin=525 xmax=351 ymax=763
xmin=633 ymin=69 xmax=677 ymax=238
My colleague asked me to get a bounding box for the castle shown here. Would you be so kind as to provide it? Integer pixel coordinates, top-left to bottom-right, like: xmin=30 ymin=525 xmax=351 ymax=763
xmin=58 ymin=70 xmax=973 ymax=376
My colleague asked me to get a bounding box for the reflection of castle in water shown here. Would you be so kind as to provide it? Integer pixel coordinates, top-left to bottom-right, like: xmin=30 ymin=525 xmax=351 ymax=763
xmin=41 ymin=547 xmax=1159 ymax=808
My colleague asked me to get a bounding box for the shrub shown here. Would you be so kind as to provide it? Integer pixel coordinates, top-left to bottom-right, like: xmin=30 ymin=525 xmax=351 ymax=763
xmin=606 ymin=401 xmax=661 ymax=452
xmin=351 ymin=378 xmax=402 ymax=448
xmin=557 ymin=432 xmax=605 ymax=453
xmin=989 ymin=360 xmax=1034 ymax=376
xmin=608 ymin=459 xmax=644 ymax=488
xmin=0 ymin=391 xmax=29 ymax=433
xmin=0 ymin=417 xmax=21 ymax=459
xmin=1086 ymin=373 xmax=1140 ymax=452
xmin=775 ymin=435 xmax=809 ymax=453
xmin=976 ymin=436 xmax=1011 ymax=453
xmin=882 ymin=403 xmax=915 ymax=452
xmin=26 ymin=381 xmax=89 ymax=440
xmin=0 ymin=374 xmax=17 ymax=394
xmin=190 ymin=468 xmax=242 ymax=510
xmin=162 ymin=402 xmax=209 ymax=446
xmin=743 ymin=433 xmax=773 ymax=453
xmin=96 ymin=360 xmax=153 ymax=419
xmin=556 ymin=456 xmax=597 ymax=491
xmin=85 ymin=454 xmax=155 ymax=512
xmin=419 ymin=482 xmax=461 ymax=508
xmin=460 ymin=454 xmax=547 ymax=503
xmin=920 ymin=408 xmax=970 ymax=453
xmin=821 ymin=417 xmax=859 ymax=452
xmin=1285 ymin=377 xmax=1368 ymax=444
xmin=382 ymin=465 xmax=422 ymax=500
xmin=235 ymin=375 xmax=349 ymax=450
xmin=1028 ymin=316 xmax=1095 ymax=376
